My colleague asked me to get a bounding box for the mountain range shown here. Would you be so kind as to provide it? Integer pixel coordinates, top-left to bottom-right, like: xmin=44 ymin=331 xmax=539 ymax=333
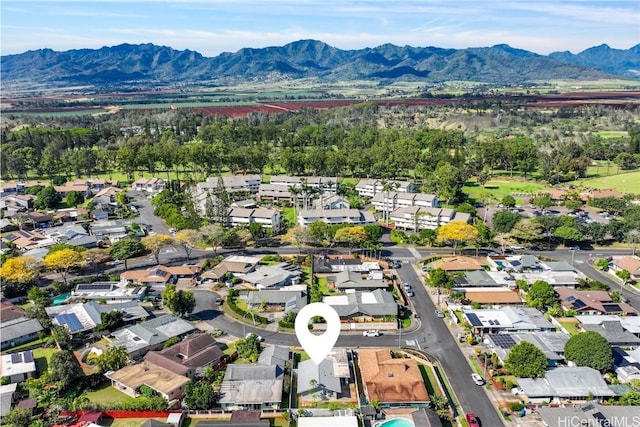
xmin=2 ymin=40 xmax=639 ymax=89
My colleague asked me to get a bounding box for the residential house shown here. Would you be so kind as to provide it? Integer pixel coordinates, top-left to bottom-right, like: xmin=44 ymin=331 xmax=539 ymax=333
xmin=109 ymin=315 xmax=196 ymax=357
xmin=193 ymin=410 xmax=270 ymax=427
xmin=230 ymin=199 xmax=257 ymax=209
xmin=257 ymin=183 xmax=296 ymax=203
xmin=579 ymin=320 xmax=640 ymax=347
xmin=297 ymin=208 xmax=376 ymax=227
xmin=358 ymin=348 xmax=430 ymax=407
xmin=120 ymin=265 xmax=200 ymax=287
xmin=237 ymin=263 xmax=301 ymax=289
xmin=487 ymin=332 xmax=570 ymax=367
xmin=296 ymin=348 xmax=350 ymax=404
xmin=463 ymin=306 xmax=555 ymax=334
xmin=89 ymin=220 xmax=130 ymax=243
xmin=191 ymin=175 xmax=261 ymax=214
xmin=0 ymin=315 xmax=43 ymax=350
xmin=371 ymin=191 xmax=438 ymax=212
xmin=458 ymin=270 xmax=514 ymax=288
xmin=579 ymin=188 xmax=624 ymax=201
xmin=46 ymin=301 xmax=149 ymax=334
xmin=144 ymin=334 xmax=225 ymax=378
xmin=331 ymin=270 xmax=388 ymax=292
xmin=456 ymin=288 xmax=523 ymax=305
xmin=257 ymin=345 xmax=291 ymax=368
xmin=511 ymin=258 xmax=583 ymax=288
xmin=390 ymin=206 xmax=470 ymax=230
xmin=431 ymin=256 xmax=485 ymax=272
xmin=218 ymin=364 xmax=284 ymax=410
xmin=131 ymin=177 xmax=166 ymax=195
xmin=313 ymin=257 xmax=381 ymax=274
xmin=227 ymin=207 xmax=281 ymax=231
xmin=199 ymin=255 xmax=261 ymax=283
xmin=517 ymin=366 xmax=615 ymax=403
xmin=270 ymin=176 xmax=339 ymax=191
xmin=0 ymin=351 xmax=36 ymax=383
xmin=355 ymin=179 xmax=418 ymax=198
xmin=0 ymin=301 xmax=26 ymax=323
xmin=0 ymin=194 xmax=36 ymax=212
xmin=323 ymin=289 xmax=397 ymax=329
xmin=2 ymin=229 xmax=54 ymax=251
xmin=52 ymin=208 xmax=88 ymax=225
xmin=575 ymin=315 xmax=640 ymax=338
xmin=556 ymin=287 xmax=637 ymax=316
xmin=314 ymin=194 xmax=350 ymax=210
xmin=538 ymin=403 xmax=640 ymax=427
xmin=297 ymin=359 xmax=345 ymax=402
xmin=613 ymin=347 xmax=640 ymax=383
xmin=0 ymin=383 xmax=17 ymax=417
xmin=610 ymin=256 xmax=640 ymax=281
xmin=71 ymin=282 xmax=146 ymax=303
xmin=246 ymin=287 xmax=307 ymax=313
xmin=107 ymin=361 xmax=190 ymax=401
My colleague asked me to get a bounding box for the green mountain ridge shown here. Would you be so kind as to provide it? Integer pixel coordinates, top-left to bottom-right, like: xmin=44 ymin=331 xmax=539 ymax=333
xmin=2 ymin=40 xmax=639 ymax=89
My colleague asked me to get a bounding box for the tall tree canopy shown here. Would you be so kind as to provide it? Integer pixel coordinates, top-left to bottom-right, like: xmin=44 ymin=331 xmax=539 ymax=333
xmin=505 ymin=341 xmax=548 ymax=378
xmin=564 ymin=331 xmax=613 ymax=373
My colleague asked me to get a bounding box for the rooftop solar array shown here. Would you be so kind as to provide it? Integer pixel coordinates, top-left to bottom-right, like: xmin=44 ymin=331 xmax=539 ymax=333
xmin=23 ymin=351 xmax=34 ymax=363
xmin=76 ymin=283 xmax=114 ymax=292
xmin=491 ymin=334 xmax=517 ymax=349
xmin=17 ymin=230 xmax=32 ymax=238
xmin=571 ymin=299 xmax=587 ymax=309
xmin=603 ymin=304 xmax=622 ymax=313
xmin=56 ymin=313 xmax=84 ymax=332
xmin=11 ymin=353 xmax=21 ymax=363
xmin=466 ymin=312 xmax=483 ymax=327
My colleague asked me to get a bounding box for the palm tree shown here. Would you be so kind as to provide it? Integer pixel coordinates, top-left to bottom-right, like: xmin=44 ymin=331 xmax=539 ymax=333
xmin=288 ymin=185 xmax=301 ymax=219
xmin=10 ymin=215 xmax=27 ymax=231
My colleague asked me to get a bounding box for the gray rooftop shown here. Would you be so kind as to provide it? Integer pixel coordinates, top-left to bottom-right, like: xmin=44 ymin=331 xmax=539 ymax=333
xmin=258 ymin=345 xmax=290 ymax=367
xmin=464 ymin=270 xmax=500 ymax=287
xmin=539 ymin=403 xmax=640 ymax=427
xmin=111 ymin=314 xmax=194 ymax=354
xmin=0 ymin=317 xmax=43 ymax=344
xmin=219 ymin=364 xmax=284 ymax=405
xmin=297 ymin=358 xmax=342 ymax=394
xmin=324 ymin=289 xmax=397 ymax=317
xmin=580 ymin=321 xmax=640 ymax=346
xmin=519 ymin=367 xmax=615 ymax=398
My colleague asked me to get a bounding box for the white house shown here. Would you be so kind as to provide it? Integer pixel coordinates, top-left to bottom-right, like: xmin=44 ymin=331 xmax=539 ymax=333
xmin=227 ymin=207 xmax=281 ymax=231
xmin=371 ymin=191 xmax=439 ymax=213
xmin=391 ymin=206 xmax=471 ymax=230
xmin=298 ymin=209 xmax=376 ymax=227
xmin=130 ymin=177 xmax=166 ymax=194
xmin=355 ymin=179 xmax=418 ymax=198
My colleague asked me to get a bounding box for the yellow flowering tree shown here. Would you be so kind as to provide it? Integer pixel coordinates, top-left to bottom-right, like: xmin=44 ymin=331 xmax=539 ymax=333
xmin=437 ymin=221 xmax=479 ymax=255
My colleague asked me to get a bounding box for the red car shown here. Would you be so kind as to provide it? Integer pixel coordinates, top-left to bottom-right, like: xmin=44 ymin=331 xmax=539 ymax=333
xmin=466 ymin=413 xmax=480 ymax=426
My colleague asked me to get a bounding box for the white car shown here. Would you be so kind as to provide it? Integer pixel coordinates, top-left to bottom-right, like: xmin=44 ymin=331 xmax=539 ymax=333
xmin=363 ymin=330 xmax=380 ymax=337
xmin=511 ymin=387 xmax=524 ymax=395
xmin=403 ymin=283 xmax=412 ymax=290
xmin=245 ymin=333 xmax=264 ymax=342
xmin=471 ymin=373 xmax=485 ymax=386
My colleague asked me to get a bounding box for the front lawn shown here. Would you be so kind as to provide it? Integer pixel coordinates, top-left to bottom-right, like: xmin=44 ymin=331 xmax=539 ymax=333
xmin=85 ymin=383 xmax=134 ymax=405
xmin=463 ymin=178 xmax=550 ymax=204
xmin=33 ymin=347 xmax=57 ymax=372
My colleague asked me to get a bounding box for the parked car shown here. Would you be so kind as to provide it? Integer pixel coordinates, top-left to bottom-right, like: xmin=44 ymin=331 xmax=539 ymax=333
xmin=363 ymin=329 xmax=380 ymax=337
xmin=388 ymin=260 xmax=402 ymax=269
xmin=511 ymin=387 xmax=524 ymax=395
xmin=215 ymin=297 xmax=223 ymax=305
xmin=471 ymin=373 xmax=485 ymax=386
xmin=111 ymin=259 xmax=123 ymax=265
xmin=435 ymin=310 xmax=445 ymax=318
xmin=406 ymin=290 xmax=415 ymax=297
xmin=246 ymin=333 xmax=264 ymax=342
xmin=466 ymin=413 xmax=480 ymax=426
xmin=403 ymin=283 xmax=412 ymax=290
xmin=568 ymin=245 xmax=580 ymax=250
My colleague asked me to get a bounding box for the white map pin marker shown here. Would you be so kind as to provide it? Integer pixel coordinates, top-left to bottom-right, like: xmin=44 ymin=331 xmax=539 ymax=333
xmin=295 ymin=302 xmax=341 ymax=365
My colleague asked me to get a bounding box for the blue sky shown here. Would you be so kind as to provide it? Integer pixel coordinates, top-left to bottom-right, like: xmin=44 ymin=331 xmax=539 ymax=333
xmin=1 ymin=0 xmax=639 ymax=56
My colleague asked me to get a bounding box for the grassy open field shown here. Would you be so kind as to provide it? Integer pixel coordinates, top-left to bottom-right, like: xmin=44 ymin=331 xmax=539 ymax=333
xmin=570 ymin=170 xmax=640 ymax=194
xmin=463 ymin=179 xmax=550 ymax=203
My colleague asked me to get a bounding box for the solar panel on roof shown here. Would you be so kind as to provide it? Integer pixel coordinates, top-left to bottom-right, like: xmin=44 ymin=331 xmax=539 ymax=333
xmin=17 ymin=230 xmax=32 ymax=238
xmin=494 ymin=320 xmax=500 ymax=325
xmin=466 ymin=313 xmax=483 ymax=327
xmin=572 ymin=299 xmax=587 ymax=309
xmin=603 ymin=304 xmax=622 ymax=313
xmin=491 ymin=335 xmax=517 ymax=349
xmin=11 ymin=353 xmax=21 ymax=363
xmin=76 ymin=283 xmax=113 ymax=291
xmin=57 ymin=313 xmax=84 ymax=332
xmin=566 ymin=296 xmax=576 ymax=302
xmin=23 ymin=351 xmax=34 ymax=363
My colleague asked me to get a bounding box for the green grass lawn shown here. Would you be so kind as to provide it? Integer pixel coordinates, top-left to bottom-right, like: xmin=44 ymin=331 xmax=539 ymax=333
xmin=281 ymin=207 xmax=295 ymax=225
xmin=85 ymin=383 xmax=134 ymax=405
xmin=316 ymin=276 xmax=336 ymax=295
xmin=468 ymin=355 xmax=483 ymax=376
xmin=558 ymin=319 xmax=580 ymax=336
xmin=570 ymin=170 xmax=640 ymax=194
xmin=418 ymin=364 xmax=441 ymax=397
xmin=463 ymin=178 xmax=550 ymax=203
xmin=32 ymin=347 xmax=57 ymax=372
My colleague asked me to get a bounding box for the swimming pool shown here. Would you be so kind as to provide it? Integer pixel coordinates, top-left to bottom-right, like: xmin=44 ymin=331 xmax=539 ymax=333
xmin=377 ymin=419 xmax=415 ymax=427
xmin=495 ymin=261 xmax=506 ymax=268
xmin=52 ymin=293 xmax=71 ymax=306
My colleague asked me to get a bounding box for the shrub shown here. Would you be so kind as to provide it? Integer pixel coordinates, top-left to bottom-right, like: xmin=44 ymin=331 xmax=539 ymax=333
xmin=508 ymin=402 xmax=525 ymax=412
